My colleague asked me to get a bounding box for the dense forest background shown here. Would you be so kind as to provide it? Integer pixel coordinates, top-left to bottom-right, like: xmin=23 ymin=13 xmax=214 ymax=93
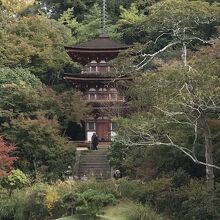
xmin=0 ymin=0 xmax=220 ymax=219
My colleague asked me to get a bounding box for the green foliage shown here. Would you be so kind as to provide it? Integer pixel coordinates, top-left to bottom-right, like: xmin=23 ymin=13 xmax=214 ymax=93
xmin=74 ymin=189 xmax=116 ymax=217
xmin=115 ymin=43 xmax=220 ymax=183
xmin=0 ymin=181 xmax=116 ymax=220
xmin=116 ymin=4 xmax=147 ymax=44
xmin=0 ymin=68 xmax=41 ymax=89
xmin=175 ymin=180 xmax=220 ymax=219
xmin=118 ymin=4 xmax=145 ymax=26
xmin=127 ymin=203 xmax=165 ymax=220
xmin=146 ymin=0 xmax=220 ymax=35
xmin=0 ymin=83 xmax=88 ymax=179
xmin=76 ymin=179 xmax=119 ymax=198
xmin=33 ymin=0 xmax=136 ymax=21
xmin=0 ymin=179 xmax=220 ymax=219
xmin=1 ymin=169 xmax=29 ymax=195
xmin=1 ymin=0 xmax=35 ymax=13
xmin=0 ymin=15 xmax=73 ymax=76
xmin=116 ymin=178 xmax=220 ymax=219
xmin=117 ymin=178 xmax=172 ymax=204
xmin=59 ymin=4 xmax=121 ymax=44
xmin=109 ymin=140 xmax=203 ymax=180
xmin=7 ymin=116 xmax=75 ymax=179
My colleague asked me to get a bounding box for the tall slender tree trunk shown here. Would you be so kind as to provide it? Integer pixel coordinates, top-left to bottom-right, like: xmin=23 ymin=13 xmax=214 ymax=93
xmin=204 ymin=130 xmax=214 ymax=191
xmin=203 ymin=117 xmax=214 ymax=191
xmin=33 ymin=158 xmax=38 ymax=179
xmin=182 ymin=42 xmax=187 ymax=67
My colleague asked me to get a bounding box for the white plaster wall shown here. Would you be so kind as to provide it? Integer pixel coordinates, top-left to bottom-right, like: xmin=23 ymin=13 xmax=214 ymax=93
xmin=110 ymin=131 xmax=117 ymax=140
xmin=87 ymin=131 xmax=94 ymax=142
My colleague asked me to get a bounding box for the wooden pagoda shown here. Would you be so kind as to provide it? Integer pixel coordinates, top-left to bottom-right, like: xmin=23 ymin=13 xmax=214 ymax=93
xmin=64 ymin=33 xmax=130 ymax=142
xmin=64 ymin=0 xmax=131 ymax=142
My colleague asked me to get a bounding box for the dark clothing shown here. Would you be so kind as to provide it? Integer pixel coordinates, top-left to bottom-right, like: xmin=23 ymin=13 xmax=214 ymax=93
xmin=91 ymin=134 xmax=99 ymax=150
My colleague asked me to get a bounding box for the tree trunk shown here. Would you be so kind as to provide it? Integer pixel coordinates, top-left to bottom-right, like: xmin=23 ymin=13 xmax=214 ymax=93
xmin=182 ymin=42 xmax=187 ymax=66
xmin=33 ymin=158 xmax=38 ymax=179
xmin=203 ymin=118 xmax=215 ymax=191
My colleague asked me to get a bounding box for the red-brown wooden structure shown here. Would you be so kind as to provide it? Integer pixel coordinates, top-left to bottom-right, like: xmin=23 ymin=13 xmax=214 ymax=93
xmin=64 ymin=34 xmax=129 ymax=142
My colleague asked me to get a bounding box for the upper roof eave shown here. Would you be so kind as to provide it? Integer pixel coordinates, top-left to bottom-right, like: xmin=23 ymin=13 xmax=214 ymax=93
xmin=65 ymin=35 xmax=129 ymax=51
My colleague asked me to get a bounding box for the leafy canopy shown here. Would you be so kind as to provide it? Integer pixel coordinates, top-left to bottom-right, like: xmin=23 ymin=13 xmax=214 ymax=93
xmin=0 ymin=68 xmax=41 ymax=89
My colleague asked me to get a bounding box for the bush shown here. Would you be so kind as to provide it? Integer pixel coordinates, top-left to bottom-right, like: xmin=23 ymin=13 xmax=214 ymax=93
xmin=117 ymin=178 xmax=173 ymax=207
xmin=171 ymin=168 xmax=190 ymax=188
xmin=1 ymin=169 xmax=30 ymax=196
xmin=127 ymin=203 xmax=166 ymax=220
xmin=0 ymin=191 xmax=15 ymax=220
xmin=0 ymin=180 xmax=116 ymax=220
xmin=175 ymin=180 xmax=220 ymax=220
xmin=1 ymin=178 xmax=219 ymax=220
xmin=74 ymin=189 xmax=116 ymax=217
xmin=117 ymin=179 xmax=145 ymax=201
xmin=76 ymin=179 xmax=120 ymax=198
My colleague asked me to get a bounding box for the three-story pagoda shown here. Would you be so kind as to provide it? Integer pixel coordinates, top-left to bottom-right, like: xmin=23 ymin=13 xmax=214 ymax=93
xmin=64 ymin=34 xmax=129 ymax=142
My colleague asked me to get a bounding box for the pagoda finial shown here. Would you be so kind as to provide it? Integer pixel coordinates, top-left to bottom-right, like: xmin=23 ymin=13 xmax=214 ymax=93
xmin=100 ymin=0 xmax=108 ymax=37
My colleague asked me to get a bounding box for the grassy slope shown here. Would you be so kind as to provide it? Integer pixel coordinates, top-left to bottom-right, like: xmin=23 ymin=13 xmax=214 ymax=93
xmin=56 ymin=201 xmax=131 ymax=220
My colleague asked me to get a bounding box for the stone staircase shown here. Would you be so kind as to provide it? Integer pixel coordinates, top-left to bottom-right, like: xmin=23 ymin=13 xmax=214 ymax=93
xmin=76 ymin=148 xmax=111 ymax=180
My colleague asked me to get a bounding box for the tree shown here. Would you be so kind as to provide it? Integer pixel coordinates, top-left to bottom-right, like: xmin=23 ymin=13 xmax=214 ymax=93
xmin=0 ymin=68 xmax=41 ymax=89
xmin=134 ymin=0 xmax=220 ymax=70
xmin=0 ymin=75 xmax=88 ymax=179
xmin=0 ymin=14 xmax=73 ymax=78
xmin=58 ymin=4 xmax=121 ymax=45
xmin=116 ymin=3 xmax=146 ymax=44
xmin=0 ymin=136 xmax=16 ymax=177
xmin=6 ymin=116 xmax=75 ymax=179
xmin=32 ymin=0 xmax=136 ymax=21
xmin=1 ymin=0 xmax=35 ymax=13
xmin=1 ymin=169 xmax=29 ymax=196
xmin=115 ymin=41 xmax=220 ymax=190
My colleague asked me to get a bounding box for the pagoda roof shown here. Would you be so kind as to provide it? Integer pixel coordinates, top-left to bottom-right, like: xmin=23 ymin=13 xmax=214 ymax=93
xmin=64 ymin=73 xmax=132 ymax=82
xmin=65 ymin=35 xmax=128 ymax=51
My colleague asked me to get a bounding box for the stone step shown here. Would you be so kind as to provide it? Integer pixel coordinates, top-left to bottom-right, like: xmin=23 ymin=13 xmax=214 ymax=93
xmin=80 ymin=155 xmax=108 ymax=159
xmin=78 ymin=169 xmax=110 ymax=173
xmin=79 ymin=166 xmax=110 ymax=169
xmin=80 ymin=162 xmax=109 ymax=165
xmin=80 ymin=156 xmax=107 ymax=160
xmin=80 ymin=155 xmax=108 ymax=160
xmin=81 ymin=154 xmax=108 ymax=157
xmin=76 ymin=148 xmax=111 ymax=180
xmin=78 ymin=170 xmax=111 ymax=177
xmin=79 ymin=166 xmax=110 ymax=170
xmin=81 ymin=152 xmax=108 ymax=156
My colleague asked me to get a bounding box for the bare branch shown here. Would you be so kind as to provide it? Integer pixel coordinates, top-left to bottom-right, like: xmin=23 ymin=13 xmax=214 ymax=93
xmin=136 ymin=41 xmax=181 ymax=70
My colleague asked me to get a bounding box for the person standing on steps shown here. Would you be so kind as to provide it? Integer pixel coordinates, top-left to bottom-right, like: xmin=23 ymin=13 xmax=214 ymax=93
xmin=91 ymin=133 xmax=99 ymax=150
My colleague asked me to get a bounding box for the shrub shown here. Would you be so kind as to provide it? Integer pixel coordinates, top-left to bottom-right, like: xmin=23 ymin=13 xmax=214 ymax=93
xmin=175 ymin=180 xmax=220 ymax=220
xmin=1 ymin=169 xmax=30 ymax=196
xmin=171 ymin=168 xmax=190 ymax=188
xmin=0 ymin=191 xmax=15 ymax=220
xmin=23 ymin=186 xmax=50 ymax=220
xmin=127 ymin=203 xmax=167 ymax=220
xmin=58 ymin=189 xmax=116 ymax=217
xmin=76 ymin=179 xmax=120 ymax=198
xmin=117 ymin=177 xmax=173 ymax=207
xmin=117 ymin=179 xmax=145 ymax=201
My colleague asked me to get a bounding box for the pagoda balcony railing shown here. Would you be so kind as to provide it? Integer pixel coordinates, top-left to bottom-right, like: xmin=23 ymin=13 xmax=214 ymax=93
xmin=83 ymin=94 xmax=125 ymax=102
xmin=84 ymin=94 xmax=125 ymax=102
xmin=81 ymin=65 xmax=111 ymax=74
xmin=84 ymin=99 xmax=125 ymax=103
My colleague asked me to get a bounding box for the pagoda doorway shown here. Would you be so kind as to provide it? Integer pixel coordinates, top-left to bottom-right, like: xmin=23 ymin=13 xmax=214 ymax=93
xmin=66 ymin=121 xmax=86 ymax=141
xmin=96 ymin=121 xmax=109 ymax=142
